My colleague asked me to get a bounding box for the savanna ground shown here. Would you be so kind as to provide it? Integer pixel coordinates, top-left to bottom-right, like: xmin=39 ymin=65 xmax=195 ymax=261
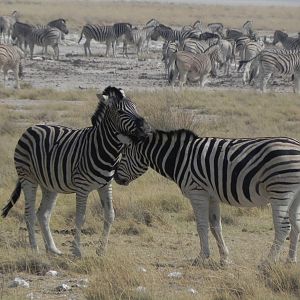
xmin=0 ymin=1 xmax=300 ymax=300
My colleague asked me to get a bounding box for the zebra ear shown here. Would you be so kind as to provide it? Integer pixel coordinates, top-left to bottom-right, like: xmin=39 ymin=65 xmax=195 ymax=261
xmin=117 ymin=134 xmax=132 ymax=145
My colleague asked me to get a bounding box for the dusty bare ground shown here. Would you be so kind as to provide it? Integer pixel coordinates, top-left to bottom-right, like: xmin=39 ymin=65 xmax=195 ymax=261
xmin=5 ymin=31 xmax=295 ymax=93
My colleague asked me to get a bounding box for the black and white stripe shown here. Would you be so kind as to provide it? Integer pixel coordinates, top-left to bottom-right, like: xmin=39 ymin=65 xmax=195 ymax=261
xmin=78 ymin=24 xmax=117 ymax=57
xmin=273 ymin=30 xmax=300 ymax=50
xmin=2 ymin=86 xmax=150 ymax=257
xmin=0 ymin=44 xmax=24 ymax=89
xmin=115 ymin=129 xmax=300 ymax=265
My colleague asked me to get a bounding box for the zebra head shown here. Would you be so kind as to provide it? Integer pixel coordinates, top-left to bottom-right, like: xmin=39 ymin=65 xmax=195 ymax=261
xmin=48 ymin=19 xmax=69 ymax=34
xmin=92 ymin=86 xmax=151 ymax=144
xmin=114 ymin=140 xmax=149 ymax=186
xmin=273 ymin=30 xmax=287 ymax=45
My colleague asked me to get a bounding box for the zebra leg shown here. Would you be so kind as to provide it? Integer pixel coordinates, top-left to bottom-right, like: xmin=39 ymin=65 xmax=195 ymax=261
xmin=3 ymin=67 xmax=8 ymax=88
xmin=22 ymin=180 xmax=39 ymax=251
xmin=52 ymin=44 xmax=59 ymax=60
xmin=287 ymin=191 xmax=300 ymax=263
xmin=267 ymin=198 xmax=291 ymax=263
xmin=29 ymin=43 xmax=34 ymax=60
xmin=71 ymin=193 xmax=88 ymax=257
xmin=84 ymin=39 xmax=91 ymax=56
xmin=209 ymin=200 xmax=229 ymax=266
xmin=36 ymin=189 xmax=61 ymax=255
xmin=96 ymin=183 xmax=115 ymax=256
xmin=112 ymin=41 xmax=116 ymax=58
xmin=105 ymin=41 xmax=110 ymax=57
xmin=293 ymin=72 xmax=300 ymax=94
xmin=13 ymin=65 xmax=20 ymax=89
xmin=188 ymin=192 xmax=210 ymax=265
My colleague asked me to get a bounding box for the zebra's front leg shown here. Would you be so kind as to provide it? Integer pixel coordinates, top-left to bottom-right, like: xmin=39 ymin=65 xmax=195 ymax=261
xmin=188 ymin=192 xmax=210 ymax=266
xmin=96 ymin=183 xmax=115 ymax=256
xmin=22 ymin=180 xmax=39 ymax=251
xmin=209 ymin=199 xmax=229 ymax=266
xmin=36 ymin=188 xmax=61 ymax=255
xmin=53 ymin=44 xmax=59 ymax=60
xmin=71 ymin=193 xmax=88 ymax=257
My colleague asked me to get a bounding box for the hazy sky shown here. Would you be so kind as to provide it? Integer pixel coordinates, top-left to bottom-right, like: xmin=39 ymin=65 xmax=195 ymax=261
xmin=121 ymin=0 xmax=300 ymax=6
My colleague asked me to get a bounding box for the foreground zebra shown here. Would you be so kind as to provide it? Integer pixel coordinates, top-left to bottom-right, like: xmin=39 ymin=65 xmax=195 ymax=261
xmin=2 ymin=86 xmax=150 ymax=257
xmin=0 ymin=44 xmax=24 ymax=89
xmin=115 ymin=129 xmax=300 ymax=265
xmin=239 ymin=48 xmax=300 ymax=93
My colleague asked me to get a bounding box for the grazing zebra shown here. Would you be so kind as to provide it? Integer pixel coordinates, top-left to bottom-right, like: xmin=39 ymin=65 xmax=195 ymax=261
xmin=0 ymin=44 xmax=24 ymax=89
xmin=115 ymin=130 xmax=300 ymax=265
xmin=0 ymin=11 xmax=18 ymax=43
xmin=273 ymin=30 xmax=300 ymax=50
xmin=239 ymin=48 xmax=300 ymax=93
xmin=1 ymin=86 xmax=150 ymax=257
xmin=239 ymin=40 xmax=264 ymax=84
xmin=78 ymin=24 xmax=117 ymax=57
xmin=113 ymin=22 xmax=132 ymax=57
xmin=11 ymin=21 xmax=33 ymax=51
xmin=168 ymin=44 xmax=224 ymax=87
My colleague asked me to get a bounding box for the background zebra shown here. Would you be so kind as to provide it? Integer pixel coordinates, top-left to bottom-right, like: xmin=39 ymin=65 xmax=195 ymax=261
xmin=0 ymin=10 xmax=18 ymax=43
xmin=78 ymin=24 xmax=117 ymax=57
xmin=113 ymin=22 xmax=132 ymax=57
xmin=273 ymin=30 xmax=300 ymax=50
xmin=11 ymin=21 xmax=33 ymax=51
xmin=239 ymin=48 xmax=300 ymax=93
xmin=0 ymin=44 xmax=24 ymax=89
xmin=115 ymin=129 xmax=300 ymax=265
xmin=1 ymin=86 xmax=150 ymax=257
xmin=168 ymin=44 xmax=224 ymax=87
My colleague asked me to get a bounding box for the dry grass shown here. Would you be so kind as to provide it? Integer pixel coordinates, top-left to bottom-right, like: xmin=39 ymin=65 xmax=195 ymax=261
xmin=0 ymin=88 xmax=299 ymax=299
xmin=0 ymin=0 xmax=299 ymax=32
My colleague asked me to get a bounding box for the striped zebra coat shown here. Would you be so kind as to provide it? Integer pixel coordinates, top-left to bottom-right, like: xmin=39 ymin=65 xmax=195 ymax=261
xmin=273 ymin=30 xmax=300 ymax=50
xmin=115 ymin=129 xmax=300 ymax=265
xmin=78 ymin=24 xmax=117 ymax=57
xmin=0 ymin=44 xmax=24 ymax=89
xmin=0 ymin=11 xmax=18 ymax=43
xmin=2 ymin=86 xmax=150 ymax=257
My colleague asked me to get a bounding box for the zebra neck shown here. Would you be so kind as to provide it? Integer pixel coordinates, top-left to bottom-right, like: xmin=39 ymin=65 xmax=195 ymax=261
xmin=144 ymin=130 xmax=198 ymax=182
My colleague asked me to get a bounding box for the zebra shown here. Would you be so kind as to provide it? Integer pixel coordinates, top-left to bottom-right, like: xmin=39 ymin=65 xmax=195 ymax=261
xmin=113 ymin=22 xmax=132 ymax=57
xmin=11 ymin=21 xmax=33 ymax=51
xmin=239 ymin=40 xmax=264 ymax=84
xmin=34 ymin=19 xmax=69 ymax=56
xmin=192 ymin=20 xmax=224 ymax=37
xmin=114 ymin=129 xmax=300 ymax=265
xmin=242 ymin=20 xmax=253 ymax=35
xmin=162 ymin=41 xmax=178 ymax=78
xmin=1 ymin=86 xmax=150 ymax=258
xmin=0 ymin=11 xmax=18 ymax=43
xmin=239 ymin=48 xmax=300 ymax=93
xmin=273 ymin=30 xmax=300 ymax=50
xmin=218 ymin=39 xmax=235 ymax=76
xmin=125 ymin=26 xmax=149 ymax=56
xmin=78 ymin=24 xmax=117 ymax=57
xmin=0 ymin=44 xmax=24 ymax=89
xmin=182 ymin=38 xmax=209 ymax=54
xmin=168 ymin=44 xmax=224 ymax=87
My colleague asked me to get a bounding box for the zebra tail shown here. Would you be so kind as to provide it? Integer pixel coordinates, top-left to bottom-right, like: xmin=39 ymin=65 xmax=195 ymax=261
xmin=78 ymin=30 xmax=83 ymax=44
xmin=2 ymin=181 xmax=22 ymax=218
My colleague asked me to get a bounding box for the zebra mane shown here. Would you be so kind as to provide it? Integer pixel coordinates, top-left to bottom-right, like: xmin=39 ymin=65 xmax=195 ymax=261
xmin=91 ymin=86 xmax=125 ymax=126
xmin=156 ymin=128 xmax=199 ymax=140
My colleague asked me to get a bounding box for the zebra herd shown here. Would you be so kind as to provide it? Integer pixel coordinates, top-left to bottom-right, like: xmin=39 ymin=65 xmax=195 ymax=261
xmin=0 ymin=11 xmax=299 ymax=93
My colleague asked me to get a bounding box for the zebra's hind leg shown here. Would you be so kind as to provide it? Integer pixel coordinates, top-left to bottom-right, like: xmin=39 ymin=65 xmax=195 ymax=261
xmin=267 ymin=197 xmax=292 ymax=263
xmin=187 ymin=191 xmax=211 ymax=266
xmin=287 ymin=190 xmax=300 ymax=263
xmin=22 ymin=180 xmax=39 ymax=251
xmin=83 ymin=39 xmax=91 ymax=56
xmin=209 ymin=199 xmax=229 ymax=266
xmin=52 ymin=44 xmax=59 ymax=60
xmin=13 ymin=65 xmax=20 ymax=89
xmin=71 ymin=193 xmax=88 ymax=257
xmin=96 ymin=183 xmax=115 ymax=256
xmin=36 ymin=188 xmax=61 ymax=255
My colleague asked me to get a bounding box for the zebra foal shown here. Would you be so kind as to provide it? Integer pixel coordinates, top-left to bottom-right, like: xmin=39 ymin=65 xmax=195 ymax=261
xmin=0 ymin=44 xmax=24 ymax=89
xmin=2 ymin=86 xmax=150 ymax=257
xmin=115 ymin=130 xmax=300 ymax=265
xmin=168 ymin=44 xmax=224 ymax=87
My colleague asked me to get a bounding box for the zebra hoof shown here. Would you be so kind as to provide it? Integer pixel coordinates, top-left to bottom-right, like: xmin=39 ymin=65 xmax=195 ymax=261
xmin=70 ymin=241 xmax=82 ymax=258
xmin=47 ymin=248 xmax=62 ymax=256
xmin=95 ymin=245 xmax=106 ymax=257
xmin=192 ymin=256 xmax=219 ymax=270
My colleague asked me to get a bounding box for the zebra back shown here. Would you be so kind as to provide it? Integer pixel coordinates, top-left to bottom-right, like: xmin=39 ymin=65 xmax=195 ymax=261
xmin=79 ymin=24 xmax=116 ymax=43
xmin=182 ymin=38 xmax=209 ymax=54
